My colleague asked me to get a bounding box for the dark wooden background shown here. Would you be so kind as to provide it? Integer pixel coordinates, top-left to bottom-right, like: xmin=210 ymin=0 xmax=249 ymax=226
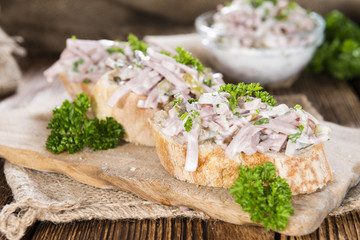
xmin=0 ymin=57 xmax=360 ymax=240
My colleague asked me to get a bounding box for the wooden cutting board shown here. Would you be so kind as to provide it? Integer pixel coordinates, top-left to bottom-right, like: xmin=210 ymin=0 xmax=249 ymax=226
xmin=1 ymin=79 xmax=360 ymax=236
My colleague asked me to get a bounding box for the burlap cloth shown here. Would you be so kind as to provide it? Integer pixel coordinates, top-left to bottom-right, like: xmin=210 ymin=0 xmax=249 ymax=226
xmin=0 ymin=28 xmax=24 ymax=97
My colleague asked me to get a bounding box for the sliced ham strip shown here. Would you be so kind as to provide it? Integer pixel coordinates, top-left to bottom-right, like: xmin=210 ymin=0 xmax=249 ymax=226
xmin=260 ymin=119 xmax=298 ymax=135
xmin=184 ymin=124 xmax=200 ymax=172
xmin=145 ymin=61 xmax=188 ymax=91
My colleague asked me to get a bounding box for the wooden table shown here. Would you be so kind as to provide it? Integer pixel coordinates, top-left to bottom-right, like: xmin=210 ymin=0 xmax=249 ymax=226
xmin=1 ymin=57 xmax=360 ymax=240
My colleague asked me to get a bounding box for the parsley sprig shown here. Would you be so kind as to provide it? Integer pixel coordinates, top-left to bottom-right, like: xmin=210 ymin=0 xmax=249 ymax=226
xmin=173 ymin=47 xmax=205 ymax=72
xmin=230 ymin=162 xmax=294 ymax=231
xmin=128 ymin=33 xmax=148 ymax=54
xmin=46 ymin=93 xmax=125 ymax=154
xmin=219 ymin=83 xmax=275 ymax=114
xmin=307 ymin=11 xmax=360 ymax=81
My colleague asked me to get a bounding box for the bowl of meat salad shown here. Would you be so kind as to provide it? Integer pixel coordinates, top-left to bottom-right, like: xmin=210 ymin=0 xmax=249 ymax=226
xmin=195 ymin=0 xmax=325 ymax=87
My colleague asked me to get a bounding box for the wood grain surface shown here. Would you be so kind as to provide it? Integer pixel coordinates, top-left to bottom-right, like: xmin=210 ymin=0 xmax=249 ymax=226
xmin=1 ymin=58 xmax=360 ymax=240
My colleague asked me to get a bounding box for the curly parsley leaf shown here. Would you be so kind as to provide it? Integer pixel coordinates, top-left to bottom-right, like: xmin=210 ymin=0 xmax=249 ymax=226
xmin=219 ymin=83 xmax=275 ymax=114
xmin=46 ymin=93 xmax=125 ymax=154
xmin=173 ymin=47 xmax=204 ymax=72
xmin=307 ymin=10 xmax=360 ymax=81
xmin=229 ymin=162 xmax=294 ymax=231
xmin=128 ymin=33 xmax=148 ymax=54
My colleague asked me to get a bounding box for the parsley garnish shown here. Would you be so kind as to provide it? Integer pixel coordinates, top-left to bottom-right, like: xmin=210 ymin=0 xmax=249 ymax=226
xmin=181 ymin=112 xmax=193 ymax=132
xmin=230 ymin=162 xmax=294 ymax=231
xmin=71 ymin=35 xmax=77 ymax=40
xmin=288 ymin=125 xmax=304 ymax=143
xmin=294 ymin=104 xmax=302 ymax=110
xmin=160 ymin=50 xmax=171 ymax=56
xmin=107 ymin=46 xmax=124 ymax=54
xmin=46 ymin=93 xmax=125 ymax=154
xmin=254 ymin=118 xmax=269 ymax=125
xmin=246 ymin=0 xmax=277 ymax=8
xmin=180 ymin=110 xmax=199 ymax=132
xmin=307 ymin=10 xmax=360 ymax=81
xmin=82 ymin=78 xmax=92 ymax=84
xmin=172 ymin=97 xmax=182 ymax=106
xmin=275 ymin=2 xmax=297 ymax=20
xmin=219 ymin=83 xmax=275 ymax=114
xmin=188 ymin=98 xmax=198 ymax=104
xmin=128 ymin=33 xmax=148 ymax=54
xmin=173 ymin=47 xmax=204 ymax=72
xmin=73 ymin=59 xmax=84 ymax=73
xmin=203 ymin=78 xmax=214 ymax=86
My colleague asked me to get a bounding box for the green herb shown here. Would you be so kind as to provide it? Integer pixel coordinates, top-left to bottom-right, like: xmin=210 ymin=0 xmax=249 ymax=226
xmin=173 ymin=47 xmax=204 ymax=72
xmin=254 ymin=118 xmax=269 ymax=125
xmin=294 ymin=104 xmax=302 ymax=110
xmin=172 ymin=97 xmax=182 ymax=106
xmin=46 ymin=93 xmax=125 ymax=154
xmin=246 ymin=0 xmax=277 ymax=8
xmin=307 ymin=10 xmax=360 ymax=81
xmin=82 ymin=78 xmax=92 ymax=84
xmin=72 ymin=59 xmax=84 ymax=73
xmin=203 ymin=78 xmax=214 ymax=86
xmin=160 ymin=50 xmax=171 ymax=56
xmin=219 ymin=83 xmax=275 ymax=114
xmin=128 ymin=33 xmax=148 ymax=54
xmin=71 ymin=35 xmax=77 ymax=40
xmin=188 ymin=98 xmax=198 ymax=104
xmin=216 ymin=104 xmax=220 ymax=108
xmin=229 ymin=162 xmax=294 ymax=231
xmin=183 ymin=114 xmax=193 ymax=132
xmin=180 ymin=110 xmax=199 ymax=132
xmin=107 ymin=46 xmax=124 ymax=54
xmin=288 ymin=125 xmax=304 ymax=143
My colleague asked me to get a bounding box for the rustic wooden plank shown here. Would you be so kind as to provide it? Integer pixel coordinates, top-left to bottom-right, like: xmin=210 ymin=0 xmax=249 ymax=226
xmin=139 ymin=219 xmax=149 ymax=240
xmin=205 ymin=220 xmax=274 ymax=240
xmin=350 ymin=211 xmax=360 ymax=238
xmin=147 ymin=219 xmax=157 ymax=239
xmin=191 ymin=219 xmax=204 ymax=240
xmin=333 ymin=213 xmax=359 ymax=240
xmin=185 ymin=218 xmax=192 ymax=240
xmin=171 ymin=218 xmax=182 ymax=240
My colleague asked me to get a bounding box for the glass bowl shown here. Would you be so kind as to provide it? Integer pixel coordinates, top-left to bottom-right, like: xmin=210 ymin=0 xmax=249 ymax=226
xmin=195 ymin=10 xmax=325 ymax=87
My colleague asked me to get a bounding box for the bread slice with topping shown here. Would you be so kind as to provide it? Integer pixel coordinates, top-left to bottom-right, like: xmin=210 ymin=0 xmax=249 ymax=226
xmin=92 ymin=69 xmax=158 ymax=146
xmin=150 ymin=85 xmax=333 ymax=195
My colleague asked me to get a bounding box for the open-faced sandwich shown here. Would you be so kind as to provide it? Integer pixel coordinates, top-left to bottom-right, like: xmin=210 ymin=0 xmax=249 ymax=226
xmin=150 ymin=83 xmax=332 ymax=195
xmin=44 ymin=35 xmax=138 ymax=99
xmin=91 ymin=43 xmax=225 ymax=146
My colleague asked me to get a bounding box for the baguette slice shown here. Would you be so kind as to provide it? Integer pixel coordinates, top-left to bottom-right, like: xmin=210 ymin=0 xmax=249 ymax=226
xmin=59 ymin=73 xmax=96 ymax=100
xmin=92 ymin=69 xmax=158 ymax=146
xmin=151 ymin=110 xmax=333 ymax=195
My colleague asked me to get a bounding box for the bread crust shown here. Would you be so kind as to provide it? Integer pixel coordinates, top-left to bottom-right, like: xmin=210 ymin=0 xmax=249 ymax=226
xmin=91 ymin=70 xmax=158 ymax=146
xmin=151 ymin=111 xmax=333 ymax=195
xmin=59 ymin=73 xmax=96 ymax=100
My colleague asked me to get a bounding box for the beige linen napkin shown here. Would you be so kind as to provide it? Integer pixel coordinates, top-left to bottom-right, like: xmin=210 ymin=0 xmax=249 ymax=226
xmin=0 ymin=27 xmax=25 ymax=97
